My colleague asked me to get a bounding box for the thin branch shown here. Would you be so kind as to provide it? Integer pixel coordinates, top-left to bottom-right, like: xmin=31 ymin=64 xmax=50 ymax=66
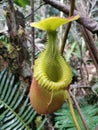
xmin=69 ymin=89 xmax=89 ymax=130
xmin=80 ymin=26 xmax=98 ymax=71
xmin=30 ymin=0 xmax=35 ymax=65
xmin=25 ymin=2 xmax=46 ymax=19
xmin=61 ymin=0 xmax=75 ymax=54
xmin=70 ymin=84 xmax=90 ymax=90
xmin=43 ymin=0 xmax=98 ymax=35
xmin=34 ymin=2 xmax=46 ymax=12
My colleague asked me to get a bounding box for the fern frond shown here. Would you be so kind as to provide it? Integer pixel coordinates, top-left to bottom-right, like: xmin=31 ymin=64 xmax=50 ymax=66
xmin=0 ymin=68 xmax=37 ymax=130
xmin=54 ymin=103 xmax=98 ymax=130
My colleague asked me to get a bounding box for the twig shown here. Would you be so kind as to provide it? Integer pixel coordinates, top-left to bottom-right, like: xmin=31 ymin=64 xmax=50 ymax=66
xmin=69 ymin=89 xmax=89 ymax=130
xmin=25 ymin=2 xmax=46 ymax=19
xmin=70 ymin=84 xmax=90 ymax=90
xmin=30 ymin=0 xmax=35 ymax=65
xmin=80 ymin=26 xmax=98 ymax=71
xmin=43 ymin=0 xmax=98 ymax=35
xmin=61 ymin=0 xmax=75 ymax=54
xmin=34 ymin=2 xmax=46 ymax=12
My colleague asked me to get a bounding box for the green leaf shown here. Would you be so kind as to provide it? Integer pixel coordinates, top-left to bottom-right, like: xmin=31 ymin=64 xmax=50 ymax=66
xmin=54 ymin=103 xmax=98 ymax=130
xmin=14 ymin=0 xmax=30 ymax=7
xmin=0 ymin=68 xmax=37 ymax=130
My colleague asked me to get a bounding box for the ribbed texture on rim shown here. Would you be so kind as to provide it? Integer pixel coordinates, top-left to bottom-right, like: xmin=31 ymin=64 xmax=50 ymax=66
xmin=34 ymin=51 xmax=72 ymax=91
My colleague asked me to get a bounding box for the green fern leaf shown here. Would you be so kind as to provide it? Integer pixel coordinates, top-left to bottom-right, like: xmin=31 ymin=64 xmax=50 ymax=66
xmin=0 ymin=68 xmax=37 ymax=130
xmin=54 ymin=103 xmax=98 ymax=130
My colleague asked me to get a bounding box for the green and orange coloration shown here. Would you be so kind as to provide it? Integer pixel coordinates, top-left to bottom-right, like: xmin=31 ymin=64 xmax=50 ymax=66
xmin=30 ymin=16 xmax=81 ymax=129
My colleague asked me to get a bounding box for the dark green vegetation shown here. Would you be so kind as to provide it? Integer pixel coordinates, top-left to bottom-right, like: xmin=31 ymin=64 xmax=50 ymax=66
xmin=0 ymin=68 xmax=36 ymax=130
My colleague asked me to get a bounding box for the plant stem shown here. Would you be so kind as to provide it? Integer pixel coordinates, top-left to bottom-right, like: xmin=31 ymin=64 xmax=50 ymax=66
xmin=61 ymin=0 xmax=75 ymax=54
xmin=65 ymin=90 xmax=81 ymax=130
xmin=69 ymin=89 xmax=89 ymax=130
xmin=30 ymin=0 xmax=35 ymax=65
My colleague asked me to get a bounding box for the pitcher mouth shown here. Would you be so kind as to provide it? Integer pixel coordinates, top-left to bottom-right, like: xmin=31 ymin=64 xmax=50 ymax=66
xmin=34 ymin=53 xmax=72 ymax=91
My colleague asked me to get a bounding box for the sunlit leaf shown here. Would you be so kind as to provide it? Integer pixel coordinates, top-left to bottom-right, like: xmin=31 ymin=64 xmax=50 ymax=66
xmin=14 ymin=0 xmax=30 ymax=7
